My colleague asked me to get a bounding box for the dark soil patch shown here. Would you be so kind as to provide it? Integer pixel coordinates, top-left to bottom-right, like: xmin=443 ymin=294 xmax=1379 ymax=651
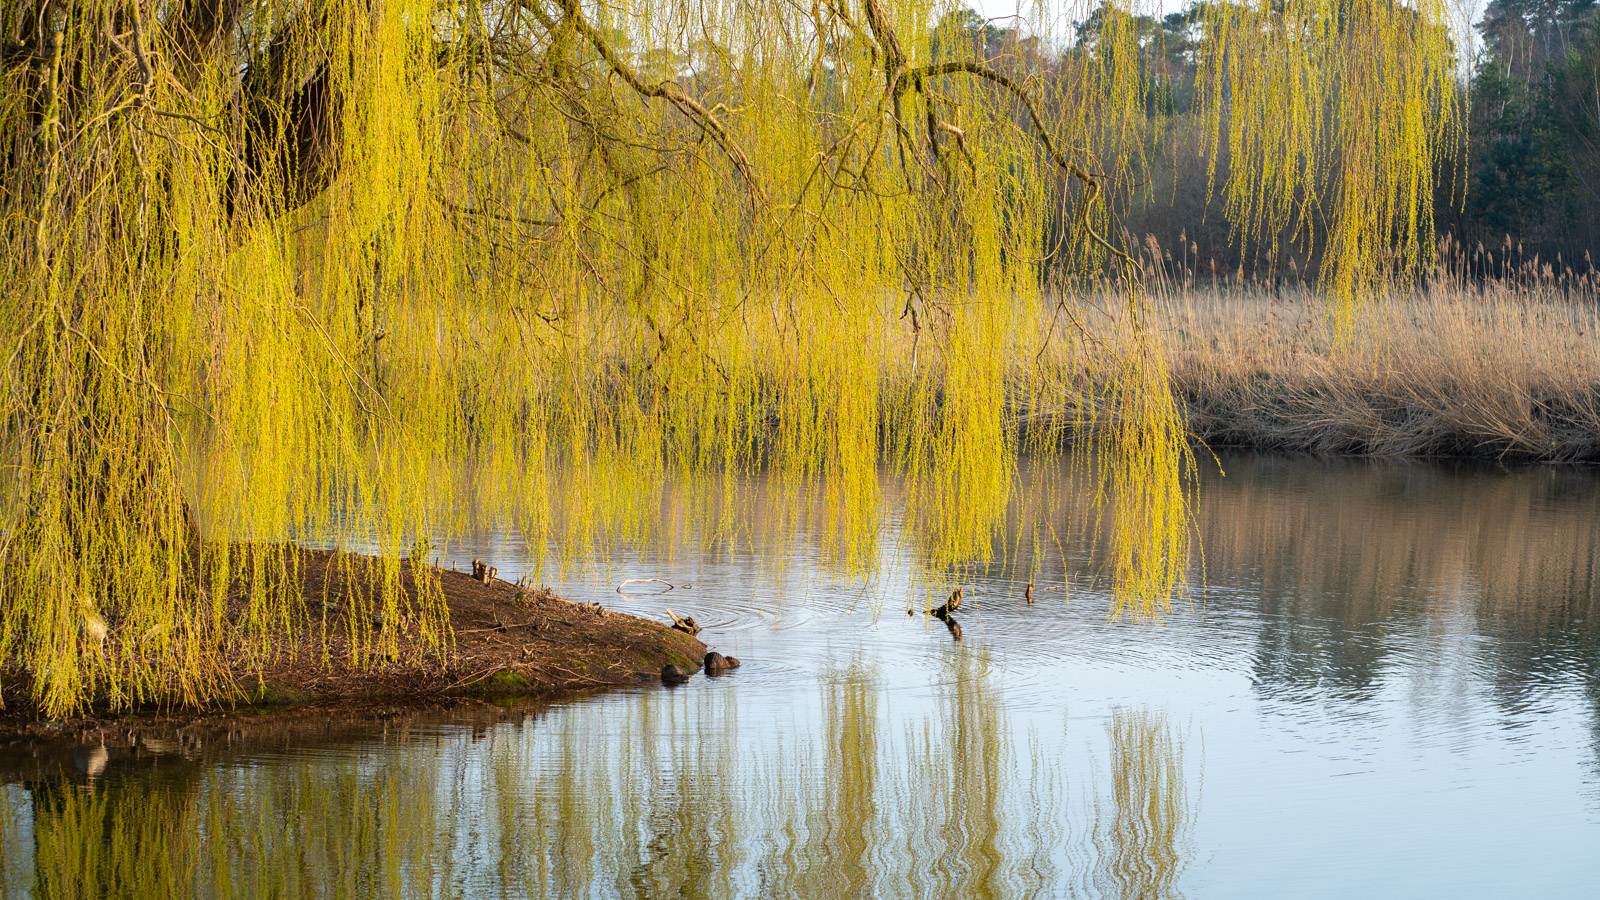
xmin=271 ymin=548 xmax=706 ymax=698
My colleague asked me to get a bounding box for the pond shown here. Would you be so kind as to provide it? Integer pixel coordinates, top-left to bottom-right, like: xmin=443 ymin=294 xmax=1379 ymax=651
xmin=2 ymin=454 xmax=1598 ymax=898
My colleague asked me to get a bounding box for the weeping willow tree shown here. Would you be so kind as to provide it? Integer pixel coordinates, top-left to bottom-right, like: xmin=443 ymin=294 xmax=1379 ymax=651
xmin=0 ymin=0 xmax=1461 ymax=714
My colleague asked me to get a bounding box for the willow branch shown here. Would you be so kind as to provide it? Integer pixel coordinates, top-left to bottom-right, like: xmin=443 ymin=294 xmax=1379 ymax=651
xmin=439 ymin=197 xmax=560 ymax=228
xmin=551 ymin=0 xmax=769 ymax=207
xmin=892 ymin=60 xmax=1142 ymax=277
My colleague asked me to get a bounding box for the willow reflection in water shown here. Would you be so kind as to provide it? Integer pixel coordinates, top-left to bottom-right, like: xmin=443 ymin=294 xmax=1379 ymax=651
xmin=10 ymin=455 xmax=1596 ymax=896
xmin=0 ymin=676 xmax=1195 ymax=899
xmin=1 ymin=739 xmax=486 ymax=897
xmin=426 ymin=657 xmax=1194 ymax=899
xmin=1093 ymin=708 xmax=1194 ymax=900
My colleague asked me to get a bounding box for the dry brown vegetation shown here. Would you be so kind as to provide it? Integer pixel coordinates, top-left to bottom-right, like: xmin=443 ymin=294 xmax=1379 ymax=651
xmin=1027 ymin=247 xmax=1600 ymax=461
xmin=1163 ymin=289 xmax=1600 ymax=460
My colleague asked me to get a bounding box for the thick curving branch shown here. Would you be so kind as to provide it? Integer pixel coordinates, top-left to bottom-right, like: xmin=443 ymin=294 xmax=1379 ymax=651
xmin=891 ymin=59 xmax=1142 ymax=277
xmin=551 ymin=0 xmax=769 ymax=208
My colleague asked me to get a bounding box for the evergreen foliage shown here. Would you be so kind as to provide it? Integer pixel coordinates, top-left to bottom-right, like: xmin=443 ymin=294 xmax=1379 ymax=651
xmin=1457 ymin=0 xmax=1600 ymax=263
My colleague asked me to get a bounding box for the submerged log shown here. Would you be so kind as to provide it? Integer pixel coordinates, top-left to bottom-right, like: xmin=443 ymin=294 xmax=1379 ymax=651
xmin=666 ymin=608 xmax=701 ymax=636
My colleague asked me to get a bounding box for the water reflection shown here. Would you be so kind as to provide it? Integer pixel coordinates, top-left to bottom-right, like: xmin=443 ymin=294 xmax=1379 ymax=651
xmin=1093 ymin=708 xmax=1194 ymax=900
xmin=1192 ymin=458 xmax=1599 ymax=692
xmin=0 ymin=677 xmax=1198 ymax=899
xmin=1179 ymin=456 xmax=1600 ymax=762
xmin=5 ymin=454 xmax=1600 ymax=896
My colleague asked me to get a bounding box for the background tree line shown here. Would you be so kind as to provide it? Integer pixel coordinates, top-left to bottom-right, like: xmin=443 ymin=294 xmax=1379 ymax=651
xmin=934 ymin=0 xmax=1600 ymax=281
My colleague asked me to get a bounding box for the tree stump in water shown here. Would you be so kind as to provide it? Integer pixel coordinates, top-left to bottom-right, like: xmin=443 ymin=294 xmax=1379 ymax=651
xmin=704 ymin=651 xmax=741 ymax=673
xmin=933 ymin=588 xmax=962 ymax=621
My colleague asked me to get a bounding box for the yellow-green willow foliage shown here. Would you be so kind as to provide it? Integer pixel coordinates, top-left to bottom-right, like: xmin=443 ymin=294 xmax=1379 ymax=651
xmin=0 ymin=0 xmax=1461 ymax=713
xmin=1199 ymin=0 xmax=1464 ymax=302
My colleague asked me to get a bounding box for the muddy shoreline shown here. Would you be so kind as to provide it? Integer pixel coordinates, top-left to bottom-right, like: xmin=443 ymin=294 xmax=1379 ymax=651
xmin=0 ymin=549 xmax=709 ymax=741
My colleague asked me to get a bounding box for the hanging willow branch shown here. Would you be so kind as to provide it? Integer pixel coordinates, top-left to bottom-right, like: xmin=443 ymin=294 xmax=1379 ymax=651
xmin=0 ymin=0 xmax=1461 ymax=715
xmin=891 ymin=59 xmax=1140 ymax=278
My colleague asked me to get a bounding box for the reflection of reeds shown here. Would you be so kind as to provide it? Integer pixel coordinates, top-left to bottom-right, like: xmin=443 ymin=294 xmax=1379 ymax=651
xmin=1194 ymin=456 xmax=1600 ymax=636
xmin=995 ymin=450 xmax=1600 ymax=633
xmin=995 ymin=450 xmax=1600 ymax=722
xmin=1193 ymin=456 xmax=1600 ymax=708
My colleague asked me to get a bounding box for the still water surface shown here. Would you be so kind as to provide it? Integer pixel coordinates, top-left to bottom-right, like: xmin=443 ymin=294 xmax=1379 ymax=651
xmin=3 ymin=454 xmax=1598 ymax=898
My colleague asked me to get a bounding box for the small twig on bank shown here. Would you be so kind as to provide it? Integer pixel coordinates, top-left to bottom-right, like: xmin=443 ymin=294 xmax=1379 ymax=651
xmin=442 ymin=666 xmax=501 ymax=690
xmin=456 ymin=622 xmax=541 ymax=635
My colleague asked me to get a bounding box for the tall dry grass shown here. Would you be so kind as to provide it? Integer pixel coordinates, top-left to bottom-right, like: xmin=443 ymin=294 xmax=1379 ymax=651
xmin=1106 ymin=239 xmax=1600 ymax=461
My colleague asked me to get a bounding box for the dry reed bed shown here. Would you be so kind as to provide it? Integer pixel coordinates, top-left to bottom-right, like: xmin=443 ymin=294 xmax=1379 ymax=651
xmin=1083 ymin=280 xmax=1600 ymax=461
xmin=555 ymin=278 xmax=1600 ymax=463
xmin=562 ymin=280 xmax=1600 ymax=463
